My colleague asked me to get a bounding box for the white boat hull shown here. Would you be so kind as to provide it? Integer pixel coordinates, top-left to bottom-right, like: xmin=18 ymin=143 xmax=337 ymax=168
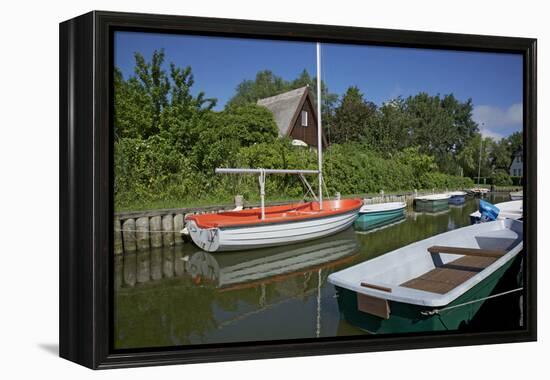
xmin=510 ymin=191 xmax=523 ymax=201
xmin=329 ymin=219 xmax=523 ymax=307
xmin=186 ymin=210 xmax=359 ymax=252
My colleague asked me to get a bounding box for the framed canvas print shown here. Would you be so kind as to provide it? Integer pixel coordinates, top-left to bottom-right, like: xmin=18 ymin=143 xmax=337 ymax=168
xmin=59 ymin=11 xmax=537 ymax=369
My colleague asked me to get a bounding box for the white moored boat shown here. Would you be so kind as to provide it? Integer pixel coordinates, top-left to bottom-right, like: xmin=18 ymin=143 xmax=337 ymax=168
xmin=328 ymin=219 xmax=523 ymax=334
xmin=185 ymin=199 xmax=362 ymax=252
xmin=414 ymin=193 xmax=451 ymax=212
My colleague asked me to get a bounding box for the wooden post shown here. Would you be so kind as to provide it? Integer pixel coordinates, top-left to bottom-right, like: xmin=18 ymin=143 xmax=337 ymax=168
xmin=114 ymin=218 xmax=123 ymax=255
xmin=150 ymin=216 xmax=162 ymax=248
xmin=162 ymin=214 xmax=175 ymax=247
xmin=135 ymin=217 xmax=150 ymax=250
xmin=173 ymin=214 xmax=184 ymax=245
xmin=122 ymin=218 xmax=136 ymax=252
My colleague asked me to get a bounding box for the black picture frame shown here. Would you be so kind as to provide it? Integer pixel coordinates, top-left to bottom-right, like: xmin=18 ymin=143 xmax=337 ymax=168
xmin=59 ymin=10 xmax=537 ymax=369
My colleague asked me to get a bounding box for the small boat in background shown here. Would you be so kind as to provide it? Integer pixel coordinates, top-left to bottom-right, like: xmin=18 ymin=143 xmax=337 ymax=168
xmin=510 ymin=190 xmax=523 ymax=201
xmin=447 ymin=191 xmax=467 ymax=205
xmin=414 ymin=193 xmax=451 ymax=212
xmin=328 ymin=219 xmax=523 ymax=334
xmin=354 ymin=202 xmax=406 ymax=232
xmin=468 ymin=187 xmax=490 ymax=197
xmin=470 ymin=200 xmax=523 ymax=224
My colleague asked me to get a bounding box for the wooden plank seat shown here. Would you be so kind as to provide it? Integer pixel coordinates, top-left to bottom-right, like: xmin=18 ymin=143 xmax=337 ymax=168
xmin=427 ymin=245 xmax=506 ymax=258
xmin=400 ymin=245 xmax=505 ymax=294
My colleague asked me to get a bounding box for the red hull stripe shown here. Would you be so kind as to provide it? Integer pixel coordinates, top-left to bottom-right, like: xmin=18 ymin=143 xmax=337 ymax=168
xmin=186 ymin=199 xmax=363 ymax=229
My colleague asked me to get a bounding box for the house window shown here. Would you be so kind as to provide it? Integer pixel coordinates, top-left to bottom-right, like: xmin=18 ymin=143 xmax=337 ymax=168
xmin=301 ymin=110 xmax=308 ymax=127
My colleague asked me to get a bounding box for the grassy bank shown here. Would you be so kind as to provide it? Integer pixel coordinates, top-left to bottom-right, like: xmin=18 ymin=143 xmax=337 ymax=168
xmin=115 ymin=187 xmax=474 ymax=213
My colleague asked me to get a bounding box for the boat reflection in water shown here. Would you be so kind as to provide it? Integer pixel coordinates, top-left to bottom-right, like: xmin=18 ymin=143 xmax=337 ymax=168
xmin=114 ymin=228 xmax=360 ymax=348
xmin=186 ymin=228 xmax=360 ymax=291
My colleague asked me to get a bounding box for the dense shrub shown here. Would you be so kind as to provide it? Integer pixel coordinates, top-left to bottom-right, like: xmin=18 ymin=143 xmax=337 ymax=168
xmin=491 ymin=170 xmax=513 ymax=186
xmin=510 ymin=176 xmax=523 ymax=186
xmin=115 ymin=135 xmax=475 ymax=211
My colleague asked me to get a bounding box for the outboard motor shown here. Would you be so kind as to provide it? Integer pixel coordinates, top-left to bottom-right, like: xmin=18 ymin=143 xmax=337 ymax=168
xmin=479 ymin=199 xmax=500 ymax=222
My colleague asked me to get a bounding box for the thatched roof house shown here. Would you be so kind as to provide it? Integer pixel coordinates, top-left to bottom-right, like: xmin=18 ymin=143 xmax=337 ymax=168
xmin=257 ymin=86 xmax=325 ymax=147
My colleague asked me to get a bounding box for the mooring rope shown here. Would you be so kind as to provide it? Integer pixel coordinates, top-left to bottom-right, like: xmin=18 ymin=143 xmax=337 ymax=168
xmin=420 ymin=287 xmax=523 ymax=316
xmin=116 ymin=229 xmax=184 ymax=234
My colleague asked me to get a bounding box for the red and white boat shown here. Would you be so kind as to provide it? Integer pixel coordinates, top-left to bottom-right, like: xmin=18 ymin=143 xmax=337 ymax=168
xmin=184 ymin=43 xmax=362 ymax=252
xmin=185 ymin=198 xmax=362 ymax=252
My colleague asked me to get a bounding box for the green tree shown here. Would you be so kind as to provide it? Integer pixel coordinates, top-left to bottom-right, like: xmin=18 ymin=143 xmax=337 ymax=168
xmin=190 ymin=104 xmax=279 ymax=175
xmin=490 ymin=138 xmax=513 ymax=171
xmin=227 ymin=70 xmax=288 ymax=107
xmin=331 ymin=86 xmax=377 ymax=144
xmin=457 ymin=133 xmax=493 ymax=181
xmin=506 ymin=131 xmax=523 ymax=164
xmin=371 ymin=98 xmax=411 ymax=154
xmin=114 ymin=49 xmax=216 ymax=141
xmin=114 ymin=67 xmax=154 ymax=139
xmin=402 ymin=93 xmax=479 ymax=174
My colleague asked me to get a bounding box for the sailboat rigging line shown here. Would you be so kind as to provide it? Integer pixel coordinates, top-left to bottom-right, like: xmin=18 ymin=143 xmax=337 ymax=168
xmin=299 ymin=173 xmax=318 ymax=201
xmin=321 ymin=175 xmax=331 ymax=201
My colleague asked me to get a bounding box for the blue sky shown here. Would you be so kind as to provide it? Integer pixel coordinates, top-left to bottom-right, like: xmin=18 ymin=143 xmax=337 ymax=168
xmin=115 ymin=31 xmax=523 ymax=140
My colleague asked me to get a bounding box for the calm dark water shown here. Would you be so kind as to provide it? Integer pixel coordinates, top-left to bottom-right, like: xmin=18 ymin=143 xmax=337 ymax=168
xmin=114 ymin=193 xmax=522 ymax=349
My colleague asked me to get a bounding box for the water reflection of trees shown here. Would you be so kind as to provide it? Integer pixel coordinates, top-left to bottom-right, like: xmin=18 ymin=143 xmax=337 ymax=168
xmin=114 ymin=229 xmax=360 ymax=349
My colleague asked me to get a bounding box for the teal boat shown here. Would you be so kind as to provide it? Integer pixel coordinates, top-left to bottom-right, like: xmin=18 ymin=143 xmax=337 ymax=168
xmin=354 ymin=202 xmax=406 ymax=232
xmin=328 ymin=219 xmax=523 ymax=334
xmin=415 ymin=193 xmax=451 ymax=212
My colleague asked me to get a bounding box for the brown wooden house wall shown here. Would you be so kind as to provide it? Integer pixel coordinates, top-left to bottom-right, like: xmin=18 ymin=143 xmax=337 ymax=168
xmin=288 ymin=95 xmax=321 ymax=147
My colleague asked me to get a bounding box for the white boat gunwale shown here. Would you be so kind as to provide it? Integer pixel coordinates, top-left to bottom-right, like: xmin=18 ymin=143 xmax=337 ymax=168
xmin=448 ymin=191 xmax=467 ymax=197
xmin=358 ymin=202 xmax=407 ymax=214
xmin=415 ymin=193 xmax=452 ymax=201
xmin=328 ymin=219 xmax=523 ymax=307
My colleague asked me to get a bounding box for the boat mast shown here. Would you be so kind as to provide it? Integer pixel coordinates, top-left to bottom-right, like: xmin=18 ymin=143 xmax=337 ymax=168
xmin=477 ymin=123 xmax=484 ymax=186
xmin=317 ymin=42 xmax=323 ymax=209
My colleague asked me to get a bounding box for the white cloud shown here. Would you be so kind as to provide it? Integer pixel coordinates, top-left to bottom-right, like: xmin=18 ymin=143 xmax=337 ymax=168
xmin=472 ymin=103 xmax=522 ymax=140
xmin=481 ymin=129 xmax=505 ymax=141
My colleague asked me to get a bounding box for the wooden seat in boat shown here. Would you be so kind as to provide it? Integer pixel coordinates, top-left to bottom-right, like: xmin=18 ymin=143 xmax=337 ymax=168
xmin=400 ymin=245 xmax=505 ymax=294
